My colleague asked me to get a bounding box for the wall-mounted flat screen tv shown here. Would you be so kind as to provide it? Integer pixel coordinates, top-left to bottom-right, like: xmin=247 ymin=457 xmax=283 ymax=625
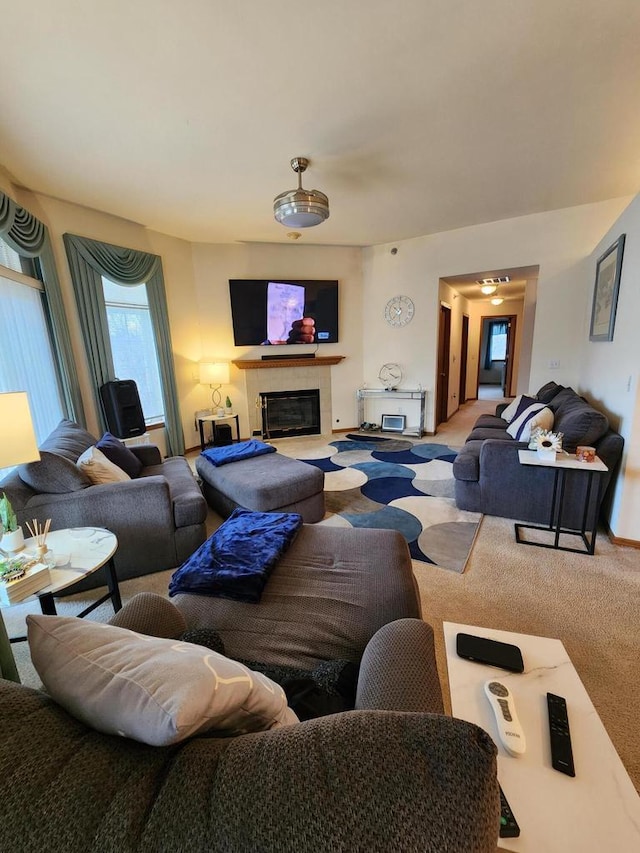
xmin=229 ymin=279 xmax=339 ymax=346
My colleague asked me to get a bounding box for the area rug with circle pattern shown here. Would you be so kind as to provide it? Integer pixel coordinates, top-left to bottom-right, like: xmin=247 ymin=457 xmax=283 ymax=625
xmin=295 ymin=434 xmax=481 ymax=573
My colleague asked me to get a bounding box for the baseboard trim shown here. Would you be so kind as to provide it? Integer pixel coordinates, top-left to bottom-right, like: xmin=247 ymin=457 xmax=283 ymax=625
xmin=605 ymin=524 xmax=640 ymax=549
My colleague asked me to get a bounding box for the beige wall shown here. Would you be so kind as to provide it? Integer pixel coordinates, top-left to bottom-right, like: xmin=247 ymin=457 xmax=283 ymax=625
xmin=362 ymin=197 xmax=632 ymax=435
xmin=189 ymin=242 xmax=363 ymax=440
xmin=577 ymin=193 xmax=640 ymax=539
xmin=3 ymin=176 xmax=364 ymax=448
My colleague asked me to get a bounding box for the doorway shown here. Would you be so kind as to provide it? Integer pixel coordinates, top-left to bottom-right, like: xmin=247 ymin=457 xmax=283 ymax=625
xmin=436 ymin=303 xmax=452 ymax=426
xmin=477 ymin=315 xmax=517 ymax=398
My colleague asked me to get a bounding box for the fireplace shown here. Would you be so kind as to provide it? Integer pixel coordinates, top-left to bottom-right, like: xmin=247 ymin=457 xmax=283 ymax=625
xmin=260 ymin=389 xmax=321 ymax=439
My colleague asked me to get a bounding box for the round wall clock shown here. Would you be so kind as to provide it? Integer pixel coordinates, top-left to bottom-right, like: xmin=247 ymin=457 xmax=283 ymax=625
xmin=384 ymin=295 xmax=414 ymax=326
xmin=378 ymin=362 xmax=403 ymax=390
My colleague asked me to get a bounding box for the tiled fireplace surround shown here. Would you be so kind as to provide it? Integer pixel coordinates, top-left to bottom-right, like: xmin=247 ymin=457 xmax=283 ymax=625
xmin=241 ymin=363 xmax=333 ymax=438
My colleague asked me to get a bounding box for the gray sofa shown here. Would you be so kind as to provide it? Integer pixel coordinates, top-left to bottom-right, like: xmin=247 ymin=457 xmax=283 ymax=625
xmin=0 ymin=556 xmax=500 ymax=852
xmin=453 ymin=382 xmax=624 ymax=527
xmin=0 ymin=420 xmax=207 ymax=588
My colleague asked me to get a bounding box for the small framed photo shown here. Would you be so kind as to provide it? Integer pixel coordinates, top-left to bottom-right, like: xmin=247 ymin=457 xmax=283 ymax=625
xmin=589 ymin=234 xmax=625 ymax=342
xmin=381 ymin=413 xmax=406 ymax=433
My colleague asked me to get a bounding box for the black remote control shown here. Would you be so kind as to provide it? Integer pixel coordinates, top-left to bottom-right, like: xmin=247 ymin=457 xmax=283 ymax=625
xmin=547 ymin=692 xmax=575 ymax=776
xmin=499 ymin=784 xmax=520 ymax=838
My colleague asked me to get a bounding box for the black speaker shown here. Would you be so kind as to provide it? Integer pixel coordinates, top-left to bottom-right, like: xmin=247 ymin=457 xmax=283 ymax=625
xmin=100 ymin=380 xmax=146 ymax=438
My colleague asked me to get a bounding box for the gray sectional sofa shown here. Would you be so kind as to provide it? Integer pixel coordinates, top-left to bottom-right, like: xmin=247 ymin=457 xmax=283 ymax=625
xmin=0 ymin=527 xmax=500 ymax=852
xmin=0 ymin=420 xmax=207 ymax=587
xmin=453 ymin=383 xmax=624 ymax=527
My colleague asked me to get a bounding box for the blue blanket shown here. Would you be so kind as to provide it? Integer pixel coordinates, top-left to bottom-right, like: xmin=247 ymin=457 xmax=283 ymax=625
xmin=168 ymin=508 xmax=303 ymax=603
xmin=201 ymin=439 xmax=276 ymax=467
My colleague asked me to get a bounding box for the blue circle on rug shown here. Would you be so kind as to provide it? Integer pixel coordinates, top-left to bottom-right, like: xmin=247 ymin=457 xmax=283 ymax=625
xmin=352 ymin=461 xmax=415 ymax=481
xmin=302 ymin=456 xmax=343 ymax=472
xmin=342 ymin=505 xmax=422 ymax=541
xmin=361 ymin=476 xmax=424 ymax=504
xmin=330 ymin=439 xmax=386 ymax=453
xmin=409 ymin=443 xmax=458 ymax=461
xmin=371 ymin=448 xmax=428 ymax=464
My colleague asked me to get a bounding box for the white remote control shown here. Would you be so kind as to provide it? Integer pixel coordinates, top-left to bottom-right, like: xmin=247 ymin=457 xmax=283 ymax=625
xmin=484 ymin=680 xmax=526 ymax=756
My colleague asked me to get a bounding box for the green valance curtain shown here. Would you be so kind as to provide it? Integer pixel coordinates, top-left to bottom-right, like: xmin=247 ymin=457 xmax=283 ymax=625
xmin=0 ymin=190 xmax=85 ymax=425
xmin=63 ymin=233 xmax=184 ymax=456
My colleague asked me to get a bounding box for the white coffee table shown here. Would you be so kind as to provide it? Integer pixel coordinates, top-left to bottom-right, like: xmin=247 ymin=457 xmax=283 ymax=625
xmin=21 ymin=527 xmax=120 ymax=617
xmin=0 ymin=527 xmax=120 ymax=682
xmin=443 ymin=621 xmax=640 ymax=852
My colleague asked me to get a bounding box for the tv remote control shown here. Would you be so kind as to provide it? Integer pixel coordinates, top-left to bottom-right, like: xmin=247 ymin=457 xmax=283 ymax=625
xmin=484 ymin=680 xmax=526 ymax=756
xmin=547 ymin=692 xmax=575 ymax=776
xmin=499 ymin=784 xmax=520 ymax=838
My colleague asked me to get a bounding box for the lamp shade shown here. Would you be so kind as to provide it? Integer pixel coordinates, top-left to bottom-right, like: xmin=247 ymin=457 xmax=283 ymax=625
xmin=0 ymin=392 xmax=40 ymax=468
xmin=199 ymin=362 xmax=230 ymax=386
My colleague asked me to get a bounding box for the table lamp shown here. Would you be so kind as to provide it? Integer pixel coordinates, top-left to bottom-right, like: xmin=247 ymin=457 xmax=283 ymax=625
xmin=199 ymin=362 xmax=230 ymax=409
xmin=0 ymin=391 xmax=40 ymax=684
xmin=0 ymin=391 xmax=41 ymax=470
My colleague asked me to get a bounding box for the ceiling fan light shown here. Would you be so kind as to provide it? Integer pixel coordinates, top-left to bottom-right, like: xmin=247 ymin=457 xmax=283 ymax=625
xmin=274 ymin=157 xmax=330 ymax=228
xmin=273 ymin=188 xmax=330 ymax=227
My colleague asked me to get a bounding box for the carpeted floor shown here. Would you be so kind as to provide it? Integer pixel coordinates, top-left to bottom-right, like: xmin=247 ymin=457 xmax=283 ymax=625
xmin=293 ymin=433 xmax=481 ymax=572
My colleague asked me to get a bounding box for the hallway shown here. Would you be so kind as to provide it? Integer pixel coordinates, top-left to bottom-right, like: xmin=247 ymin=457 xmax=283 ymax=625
xmin=433 ymin=394 xmax=507 ymax=446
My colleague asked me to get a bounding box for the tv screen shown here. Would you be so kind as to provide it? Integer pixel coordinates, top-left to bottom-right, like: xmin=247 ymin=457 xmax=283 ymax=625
xmin=229 ymin=279 xmax=339 ymax=346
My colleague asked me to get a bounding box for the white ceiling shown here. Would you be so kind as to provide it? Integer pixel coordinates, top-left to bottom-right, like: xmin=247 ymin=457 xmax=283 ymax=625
xmin=2 ymin=1 xmax=639 ymax=247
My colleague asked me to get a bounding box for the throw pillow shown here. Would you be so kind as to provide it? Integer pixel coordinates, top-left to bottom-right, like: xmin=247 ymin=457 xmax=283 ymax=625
xmin=27 ymin=614 xmax=299 ymax=747
xmin=523 ymin=407 xmax=555 ymax=445
xmin=535 ymin=381 xmax=564 ymax=404
xmin=500 ymin=395 xmax=522 ymax=422
xmin=19 ymin=450 xmax=91 ymax=493
xmin=506 ymin=397 xmax=548 ymax=441
xmin=76 ymin=446 xmax=131 ymax=485
xmin=95 ymin=432 xmax=143 ymax=478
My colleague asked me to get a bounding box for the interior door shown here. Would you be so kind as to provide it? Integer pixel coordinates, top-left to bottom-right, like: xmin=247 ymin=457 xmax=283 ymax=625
xmin=436 ymin=304 xmax=451 ymax=427
xmin=459 ymin=314 xmax=469 ymax=405
xmin=503 ymin=315 xmax=517 ymax=396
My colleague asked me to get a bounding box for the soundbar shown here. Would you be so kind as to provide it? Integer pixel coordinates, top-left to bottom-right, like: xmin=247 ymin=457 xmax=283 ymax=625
xmin=261 ymin=353 xmax=316 ymax=361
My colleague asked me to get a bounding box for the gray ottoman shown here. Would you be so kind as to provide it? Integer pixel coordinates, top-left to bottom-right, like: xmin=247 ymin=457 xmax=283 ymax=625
xmin=196 ymin=451 xmax=325 ymax=523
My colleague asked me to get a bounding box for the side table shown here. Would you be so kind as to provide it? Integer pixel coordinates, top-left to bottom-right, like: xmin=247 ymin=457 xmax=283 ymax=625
xmin=515 ymin=450 xmax=608 ymax=555
xmin=198 ymin=413 xmax=240 ymax=451
xmin=1 ymin=527 xmax=120 ymax=682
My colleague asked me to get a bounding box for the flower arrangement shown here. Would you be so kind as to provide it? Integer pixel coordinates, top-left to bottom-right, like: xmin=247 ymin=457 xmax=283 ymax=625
xmin=534 ymin=430 xmax=563 ymax=452
xmin=534 ymin=429 xmax=563 ymax=460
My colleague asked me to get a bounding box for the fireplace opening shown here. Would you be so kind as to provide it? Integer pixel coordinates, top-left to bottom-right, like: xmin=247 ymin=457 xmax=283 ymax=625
xmin=260 ymin=389 xmax=321 ymax=439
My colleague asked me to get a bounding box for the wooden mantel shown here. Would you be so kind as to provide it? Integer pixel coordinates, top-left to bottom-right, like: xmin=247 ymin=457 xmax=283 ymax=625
xmin=233 ymin=356 xmax=345 ymax=370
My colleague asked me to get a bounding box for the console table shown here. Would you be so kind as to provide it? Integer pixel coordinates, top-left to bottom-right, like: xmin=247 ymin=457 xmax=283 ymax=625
xmin=356 ymin=388 xmax=426 ymax=436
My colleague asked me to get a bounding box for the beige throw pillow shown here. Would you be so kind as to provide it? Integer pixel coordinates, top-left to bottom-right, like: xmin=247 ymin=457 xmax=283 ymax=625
xmin=27 ymin=615 xmax=299 ymax=746
xmin=76 ymin=445 xmax=130 ymax=484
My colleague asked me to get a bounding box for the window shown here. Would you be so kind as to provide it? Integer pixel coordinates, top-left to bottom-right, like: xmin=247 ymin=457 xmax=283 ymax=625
xmin=0 ymin=262 xmax=64 ymax=475
xmin=102 ymin=278 xmax=165 ymax=425
xmin=488 ymin=321 xmax=508 ymax=362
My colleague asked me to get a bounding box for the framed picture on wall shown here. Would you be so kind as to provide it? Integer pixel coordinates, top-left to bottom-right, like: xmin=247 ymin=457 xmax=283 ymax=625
xmin=589 ymin=234 xmax=626 ymax=342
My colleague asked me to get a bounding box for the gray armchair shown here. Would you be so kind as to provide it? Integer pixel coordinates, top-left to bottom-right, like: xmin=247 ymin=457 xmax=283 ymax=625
xmin=0 ymin=420 xmax=207 ymax=588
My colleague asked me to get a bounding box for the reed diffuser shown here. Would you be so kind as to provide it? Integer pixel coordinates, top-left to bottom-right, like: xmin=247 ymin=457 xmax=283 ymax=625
xmin=25 ymin=518 xmax=51 ymax=560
